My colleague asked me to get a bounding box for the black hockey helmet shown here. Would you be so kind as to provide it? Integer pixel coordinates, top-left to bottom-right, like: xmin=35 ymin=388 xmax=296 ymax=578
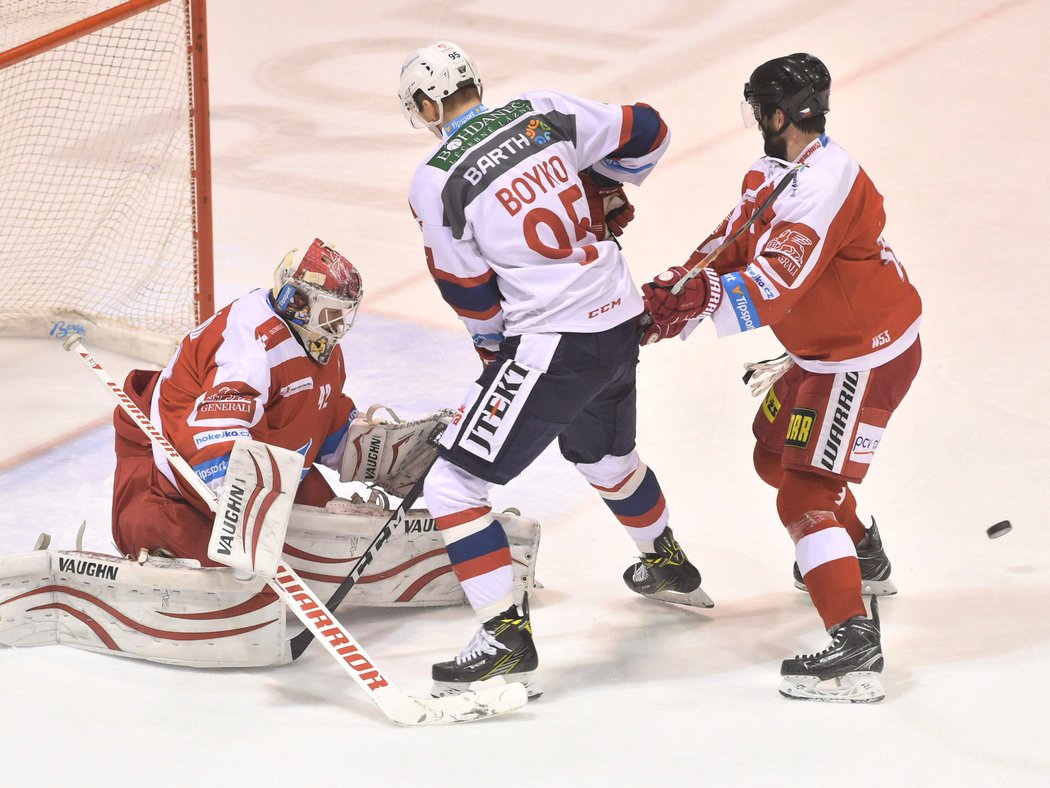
xmin=743 ymin=53 xmax=831 ymax=124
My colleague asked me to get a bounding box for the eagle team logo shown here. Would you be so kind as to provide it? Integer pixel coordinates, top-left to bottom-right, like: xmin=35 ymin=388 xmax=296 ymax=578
xmin=763 ymin=222 xmax=819 ymax=284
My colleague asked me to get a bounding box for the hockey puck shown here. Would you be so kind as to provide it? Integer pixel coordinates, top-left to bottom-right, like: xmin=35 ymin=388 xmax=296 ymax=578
xmin=986 ymin=520 xmax=1012 ymax=539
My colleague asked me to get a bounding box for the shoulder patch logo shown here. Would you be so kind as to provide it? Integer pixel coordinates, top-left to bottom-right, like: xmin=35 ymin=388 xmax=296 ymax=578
xmin=196 ymin=382 xmax=260 ymax=421
xmin=763 ymin=222 xmax=819 ymax=283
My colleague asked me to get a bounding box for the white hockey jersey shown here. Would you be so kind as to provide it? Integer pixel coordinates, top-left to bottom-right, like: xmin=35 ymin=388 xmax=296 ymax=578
xmin=408 ymin=90 xmax=670 ymax=350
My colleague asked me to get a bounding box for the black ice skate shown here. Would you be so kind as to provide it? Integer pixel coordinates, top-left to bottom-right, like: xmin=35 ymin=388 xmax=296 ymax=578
xmin=623 ymin=527 xmax=713 ymax=608
xmin=779 ymin=596 xmax=885 ymax=703
xmin=794 ymin=519 xmax=897 ymax=596
xmin=431 ymin=595 xmax=542 ymax=700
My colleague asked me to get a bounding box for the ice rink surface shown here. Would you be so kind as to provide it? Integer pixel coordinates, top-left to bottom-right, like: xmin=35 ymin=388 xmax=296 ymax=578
xmin=2 ymin=0 xmax=1049 ymax=785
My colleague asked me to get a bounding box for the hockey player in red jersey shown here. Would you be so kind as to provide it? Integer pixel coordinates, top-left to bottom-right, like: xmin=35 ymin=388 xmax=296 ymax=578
xmin=399 ymin=40 xmax=712 ymax=699
xmin=642 ymin=54 xmax=922 ymax=703
xmin=111 ymin=239 xmax=363 ymax=564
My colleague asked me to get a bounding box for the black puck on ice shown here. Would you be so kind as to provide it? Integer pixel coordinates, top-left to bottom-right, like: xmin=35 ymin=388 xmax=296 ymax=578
xmin=986 ymin=520 xmax=1012 ymax=539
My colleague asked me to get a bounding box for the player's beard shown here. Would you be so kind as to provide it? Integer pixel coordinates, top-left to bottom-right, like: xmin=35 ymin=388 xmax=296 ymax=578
xmin=760 ymin=117 xmax=789 ymax=160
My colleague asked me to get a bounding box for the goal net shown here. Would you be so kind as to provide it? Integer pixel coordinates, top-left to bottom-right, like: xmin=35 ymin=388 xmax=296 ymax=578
xmin=0 ymin=0 xmax=213 ymax=364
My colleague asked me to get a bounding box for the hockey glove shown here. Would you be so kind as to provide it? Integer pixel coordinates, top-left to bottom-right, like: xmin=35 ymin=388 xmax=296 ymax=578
xmin=339 ymin=405 xmax=454 ymax=497
xmin=639 ymin=315 xmax=688 ymax=346
xmin=580 ymin=168 xmax=635 ymax=240
xmin=642 ymin=266 xmax=723 ymax=324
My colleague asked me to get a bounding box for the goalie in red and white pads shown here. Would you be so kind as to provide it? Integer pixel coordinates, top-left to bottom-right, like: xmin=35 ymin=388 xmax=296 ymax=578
xmin=0 ymin=238 xmax=544 ymax=668
xmin=112 ymin=238 xmax=365 ymax=564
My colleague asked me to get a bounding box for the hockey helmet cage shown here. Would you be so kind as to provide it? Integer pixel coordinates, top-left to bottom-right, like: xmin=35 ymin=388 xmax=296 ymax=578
xmin=743 ymin=53 xmax=831 ymax=126
xmin=272 ymin=239 xmax=363 ymax=364
xmin=398 ymin=40 xmax=482 ymax=130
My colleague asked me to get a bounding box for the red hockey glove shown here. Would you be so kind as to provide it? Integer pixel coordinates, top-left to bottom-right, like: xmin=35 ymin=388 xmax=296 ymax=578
xmin=638 ymin=315 xmax=687 ymax=346
xmin=602 ymin=189 xmax=635 ymax=237
xmin=642 ymin=266 xmax=723 ymax=325
xmin=580 ymin=168 xmax=635 ymax=240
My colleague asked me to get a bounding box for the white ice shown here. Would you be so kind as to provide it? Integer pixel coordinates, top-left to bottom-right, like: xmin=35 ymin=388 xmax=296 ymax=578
xmin=1 ymin=1 xmax=1048 ymax=785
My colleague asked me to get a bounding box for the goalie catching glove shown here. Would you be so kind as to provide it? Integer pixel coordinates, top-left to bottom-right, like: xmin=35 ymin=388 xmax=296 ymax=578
xmin=340 ymin=404 xmax=454 ymax=497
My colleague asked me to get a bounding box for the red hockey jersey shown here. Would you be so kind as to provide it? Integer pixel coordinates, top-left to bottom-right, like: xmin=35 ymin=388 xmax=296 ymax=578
xmin=116 ymin=288 xmax=356 ymax=514
xmin=699 ymin=135 xmax=922 ymax=372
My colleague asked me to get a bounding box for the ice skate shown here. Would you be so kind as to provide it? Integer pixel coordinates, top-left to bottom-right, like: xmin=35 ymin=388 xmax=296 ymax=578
xmin=779 ymin=597 xmax=885 ymax=703
xmin=431 ymin=594 xmax=542 ymax=700
xmin=794 ymin=519 xmax=897 ymax=596
xmin=623 ymin=527 xmax=713 ymax=608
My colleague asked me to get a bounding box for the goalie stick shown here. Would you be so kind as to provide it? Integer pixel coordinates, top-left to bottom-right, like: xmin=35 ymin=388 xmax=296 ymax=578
xmin=62 ymin=335 xmax=527 ymax=726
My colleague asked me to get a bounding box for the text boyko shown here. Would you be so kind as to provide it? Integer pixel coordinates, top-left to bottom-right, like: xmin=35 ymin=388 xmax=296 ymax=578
xmin=494 ymin=154 xmax=571 ymax=215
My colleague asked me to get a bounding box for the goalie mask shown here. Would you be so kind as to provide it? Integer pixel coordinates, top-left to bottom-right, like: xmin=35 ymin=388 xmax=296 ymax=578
xmin=398 ymin=40 xmax=482 ymax=135
xmin=271 ymin=239 xmax=363 ymax=364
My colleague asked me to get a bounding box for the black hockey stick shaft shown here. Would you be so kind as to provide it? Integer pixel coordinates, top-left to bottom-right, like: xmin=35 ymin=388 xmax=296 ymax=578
xmin=289 ymin=454 xmax=438 ymax=660
xmin=638 ymin=162 xmax=805 ymax=336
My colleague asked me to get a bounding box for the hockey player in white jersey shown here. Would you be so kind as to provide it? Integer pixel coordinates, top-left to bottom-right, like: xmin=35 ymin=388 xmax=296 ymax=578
xmin=399 ymin=40 xmax=712 ymax=698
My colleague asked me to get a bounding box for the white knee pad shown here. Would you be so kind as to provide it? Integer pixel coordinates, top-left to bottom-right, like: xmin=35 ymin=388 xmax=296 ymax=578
xmin=422 ymin=456 xmax=492 ymax=518
xmin=574 ymin=450 xmax=641 ymax=488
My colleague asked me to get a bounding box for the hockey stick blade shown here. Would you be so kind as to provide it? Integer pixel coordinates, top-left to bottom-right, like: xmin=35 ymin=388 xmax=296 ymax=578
xmin=376 ymin=678 xmax=528 ymax=726
xmin=274 ymin=562 xmax=528 ymax=725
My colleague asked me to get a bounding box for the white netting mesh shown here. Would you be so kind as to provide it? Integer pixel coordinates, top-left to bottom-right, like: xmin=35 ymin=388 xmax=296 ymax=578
xmin=0 ymin=0 xmax=207 ymax=363
xmin=0 ymin=1 xmax=127 ymax=49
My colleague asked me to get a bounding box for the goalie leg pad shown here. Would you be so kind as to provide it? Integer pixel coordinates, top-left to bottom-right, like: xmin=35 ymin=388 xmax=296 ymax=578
xmin=283 ymin=502 xmax=541 ymax=607
xmin=0 ymin=550 xmax=56 ymax=647
xmin=0 ymin=549 xmax=288 ymax=667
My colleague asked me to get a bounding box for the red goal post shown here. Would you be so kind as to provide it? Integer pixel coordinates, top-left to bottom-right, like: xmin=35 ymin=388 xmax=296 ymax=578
xmin=0 ymin=0 xmax=214 ymax=364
